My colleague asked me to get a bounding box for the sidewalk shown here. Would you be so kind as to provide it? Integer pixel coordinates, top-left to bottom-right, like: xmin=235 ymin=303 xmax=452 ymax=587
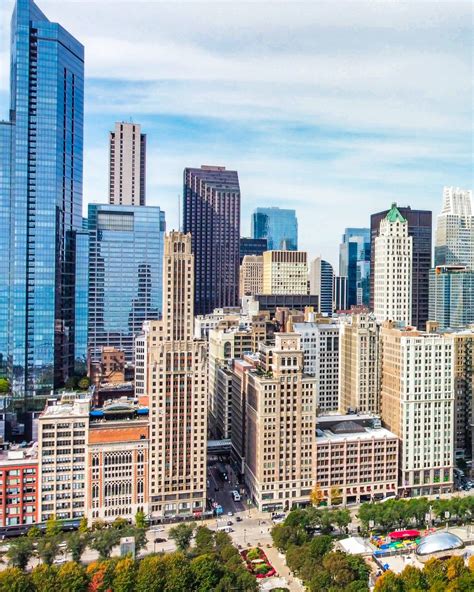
xmin=264 ymin=545 xmax=305 ymax=592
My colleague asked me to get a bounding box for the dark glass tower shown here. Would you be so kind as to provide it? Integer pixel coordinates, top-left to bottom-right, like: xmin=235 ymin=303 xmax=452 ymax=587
xmin=88 ymin=204 xmax=165 ymax=364
xmin=370 ymin=207 xmax=432 ymax=330
xmin=183 ymin=166 xmax=241 ymax=315
xmin=3 ymin=0 xmax=84 ymax=403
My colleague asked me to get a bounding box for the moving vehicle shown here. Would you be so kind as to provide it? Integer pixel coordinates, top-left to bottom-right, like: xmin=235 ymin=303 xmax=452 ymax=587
xmin=216 ymin=525 xmax=233 ymax=533
xmin=231 ymin=490 xmax=241 ymax=502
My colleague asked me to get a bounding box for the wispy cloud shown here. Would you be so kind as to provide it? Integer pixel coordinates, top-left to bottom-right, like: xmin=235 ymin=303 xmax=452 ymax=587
xmin=1 ymin=0 xmax=472 ymax=266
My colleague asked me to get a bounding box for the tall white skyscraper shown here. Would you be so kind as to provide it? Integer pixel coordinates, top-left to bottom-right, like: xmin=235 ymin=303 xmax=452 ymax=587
xmin=435 ymin=186 xmax=473 ymax=269
xmin=109 ymin=122 xmax=146 ymax=206
xmin=374 ymin=203 xmax=412 ymax=326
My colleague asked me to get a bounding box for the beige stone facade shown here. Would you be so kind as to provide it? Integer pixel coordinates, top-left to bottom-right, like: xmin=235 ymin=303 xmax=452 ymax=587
xmin=243 ymin=334 xmax=317 ymax=512
xmin=339 ymin=311 xmax=380 ymax=414
xmin=380 ymin=323 xmax=454 ymax=496
xmin=240 ymin=255 xmax=263 ymax=297
xmin=148 ymin=232 xmax=207 ymax=519
xmin=262 ymin=250 xmax=308 ymax=295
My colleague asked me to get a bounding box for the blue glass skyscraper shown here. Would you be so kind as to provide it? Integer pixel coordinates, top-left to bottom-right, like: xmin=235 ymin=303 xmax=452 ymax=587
xmin=1 ymin=0 xmax=84 ymax=403
xmin=252 ymin=207 xmax=298 ymax=251
xmin=88 ymin=204 xmax=166 ymax=364
xmin=339 ymin=228 xmax=371 ymax=307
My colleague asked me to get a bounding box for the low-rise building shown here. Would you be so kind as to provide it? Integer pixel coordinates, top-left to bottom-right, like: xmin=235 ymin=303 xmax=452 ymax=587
xmin=0 ymin=447 xmax=38 ymax=527
xmin=315 ymin=415 xmax=398 ymax=505
xmin=86 ymin=401 xmax=149 ymax=523
xmin=38 ymin=394 xmax=90 ymax=522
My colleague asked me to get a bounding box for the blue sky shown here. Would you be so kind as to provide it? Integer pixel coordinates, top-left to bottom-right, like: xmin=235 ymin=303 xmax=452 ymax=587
xmin=1 ymin=0 xmax=472 ymax=266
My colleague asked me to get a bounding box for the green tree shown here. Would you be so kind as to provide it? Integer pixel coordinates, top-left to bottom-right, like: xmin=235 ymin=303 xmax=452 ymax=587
xmin=334 ymin=508 xmax=351 ymax=533
xmin=191 ymin=554 xmax=223 ymax=591
xmin=56 ymin=562 xmax=88 ymax=592
xmin=112 ymin=557 xmax=137 ymax=592
xmin=399 ymin=564 xmax=426 ymax=591
xmin=90 ymin=527 xmax=121 ymax=559
xmin=45 ymin=514 xmax=62 ymax=538
xmin=423 ymin=558 xmax=448 ymax=589
xmin=169 ymin=522 xmax=195 ymax=552
xmin=322 ymin=551 xmax=358 ymax=589
xmin=6 ymin=536 xmax=34 ymax=570
xmin=65 ymin=376 xmax=78 ymax=389
xmin=135 ymin=555 xmax=168 ymax=592
xmin=26 ymin=525 xmax=41 ymax=539
xmin=37 ymin=535 xmax=60 ymax=566
xmin=135 ymin=509 xmax=146 ymax=529
xmin=162 ymin=552 xmax=194 ymax=591
xmin=30 ymin=564 xmax=58 ymax=592
xmin=0 ymin=567 xmax=31 ymax=592
xmin=374 ymin=570 xmax=404 ymax=592
xmin=330 ymin=485 xmax=343 ymax=505
xmin=0 ymin=378 xmax=10 ymax=394
xmin=112 ymin=517 xmax=130 ymax=531
xmin=78 ymin=377 xmax=90 ymax=390
xmin=66 ymin=530 xmax=89 ymax=563
xmin=78 ymin=516 xmax=89 ymax=534
xmin=194 ymin=526 xmax=214 ymax=555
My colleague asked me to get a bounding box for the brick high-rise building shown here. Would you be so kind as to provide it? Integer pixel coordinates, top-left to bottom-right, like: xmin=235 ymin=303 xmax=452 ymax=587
xmin=147 ymin=232 xmax=207 ymax=519
xmin=370 ymin=205 xmax=431 ymax=330
xmin=183 ymin=166 xmax=240 ymax=315
xmin=109 ymin=122 xmax=146 ymax=206
xmin=240 ymin=255 xmax=263 ymax=297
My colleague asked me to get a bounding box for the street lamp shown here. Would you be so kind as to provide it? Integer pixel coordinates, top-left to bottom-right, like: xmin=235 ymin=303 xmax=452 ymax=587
xmin=244 ymin=529 xmax=246 ymax=544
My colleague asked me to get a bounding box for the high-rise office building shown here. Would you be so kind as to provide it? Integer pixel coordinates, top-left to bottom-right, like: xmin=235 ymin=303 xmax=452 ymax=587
xmin=294 ymin=319 xmax=340 ymax=413
xmin=243 ymin=334 xmax=317 ymax=511
xmin=435 ymin=186 xmax=473 ymax=269
xmin=240 ymin=237 xmax=267 ymax=263
xmin=380 ymin=322 xmax=454 ymax=496
xmin=262 ymin=250 xmax=308 ymax=295
xmin=147 ymin=232 xmax=207 ymax=519
xmin=339 ymin=228 xmax=371 ymax=307
xmin=373 ymin=204 xmax=412 ymax=326
xmin=429 ymin=265 xmax=474 ymax=330
xmin=88 ymin=204 xmax=165 ymax=364
xmin=2 ymin=0 xmax=84 ymax=401
xmin=370 ymin=206 xmax=431 ymax=330
xmin=252 ymin=207 xmax=298 ymax=251
xmin=183 ymin=166 xmax=240 ymax=315
xmin=109 ymin=122 xmax=146 ymax=206
xmin=339 ymin=311 xmax=380 ymax=414
xmin=240 ymin=255 xmax=263 ymax=297
xmin=308 ymin=257 xmax=334 ymax=316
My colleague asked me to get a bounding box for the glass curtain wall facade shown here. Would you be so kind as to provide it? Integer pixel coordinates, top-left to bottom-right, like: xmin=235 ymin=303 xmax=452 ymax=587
xmin=252 ymin=207 xmax=298 ymax=251
xmin=6 ymin=0 xmax=84 ymax=402
xmin=88 ymin=204 xmax=165 ymax=364
xmin=0 ymin=123 xmax=14 ymax=378
xmin=339 ymin=228 xmax=371 ymax=307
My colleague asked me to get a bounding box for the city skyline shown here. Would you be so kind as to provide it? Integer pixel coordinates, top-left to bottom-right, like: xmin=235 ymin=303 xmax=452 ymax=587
xmin=1 ymin=0 xmax=471 ymax=266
